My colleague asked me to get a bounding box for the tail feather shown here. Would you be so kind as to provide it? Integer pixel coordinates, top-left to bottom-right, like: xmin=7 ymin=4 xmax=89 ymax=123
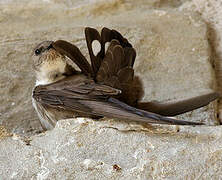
xmin=137 ymin=92 xmax=220 ymax=116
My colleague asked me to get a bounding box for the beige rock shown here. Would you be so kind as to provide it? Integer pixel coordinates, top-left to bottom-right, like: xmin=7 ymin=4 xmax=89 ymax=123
xmin=1 ymin=118 xmax=222 ymax=179
xmin=0 ymin=126 xmax=10 ymax=139
xmin=179 ymin=0 xmax=222 ymax=122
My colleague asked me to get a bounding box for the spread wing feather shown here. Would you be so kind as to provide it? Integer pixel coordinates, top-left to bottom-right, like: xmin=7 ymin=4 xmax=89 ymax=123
xmin=85 ymin=27 xmax=102 ymax=76
xmin=85 ymin=27 xmax=136 ymax=85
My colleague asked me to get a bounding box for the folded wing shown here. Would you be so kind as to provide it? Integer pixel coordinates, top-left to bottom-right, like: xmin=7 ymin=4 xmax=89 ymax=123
xmin=33 ymin=76 xmax=203 ymax=125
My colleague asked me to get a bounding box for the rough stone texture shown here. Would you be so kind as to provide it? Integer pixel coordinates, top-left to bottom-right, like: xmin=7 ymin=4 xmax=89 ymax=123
xmin=0 ymin=0 xmax=222 ymax=179
xmin=179 ymin=0 xmax=222 ymax=122
xmin=1 ymin=118 xmax=222 ymax=179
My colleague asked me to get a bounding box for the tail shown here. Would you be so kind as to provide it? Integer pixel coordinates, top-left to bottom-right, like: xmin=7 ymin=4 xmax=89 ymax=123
xmin=137 ymin=92 xmax=220 ymax=116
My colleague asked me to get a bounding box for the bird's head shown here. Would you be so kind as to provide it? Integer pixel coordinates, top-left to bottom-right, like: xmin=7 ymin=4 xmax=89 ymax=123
xmin=32 ymin=41 xmax=74 ymax=86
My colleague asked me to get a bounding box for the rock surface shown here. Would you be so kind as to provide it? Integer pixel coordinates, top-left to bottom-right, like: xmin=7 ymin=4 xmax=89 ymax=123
xmin=180 ymin=0 xmax=222 ymax=122
xmin=1 ymin=118 xmax=222 ymax=179
xmin=0 ymin=0 xmax=222 ymax=179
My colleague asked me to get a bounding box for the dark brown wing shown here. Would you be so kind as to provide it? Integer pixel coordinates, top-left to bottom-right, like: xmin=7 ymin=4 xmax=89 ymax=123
xmin=85 ymin=27 xmax=135 ymax=75
xmin=33 ymin=75 xmax=203 ymax=125
xmin=96 ymin=40 xmax=138 ymax=104
xmin=85 ymin=27 xmax=140 ymax=106
xmin=33 ymin=74 xmax=121 ymax=115
xmin=85 ymin=27 xmax=102 ymax=76
xmin=34 ymin=74 xmax=121 ymax=99
xmin=52 ymin=40 xmax=92 ymax=76
xmin=137 ymin=92 xmax=220 ymax=116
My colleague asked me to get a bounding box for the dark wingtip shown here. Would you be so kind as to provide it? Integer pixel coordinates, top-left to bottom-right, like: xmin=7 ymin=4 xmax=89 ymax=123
xmin=52 ymin=40 xmax=92 ymax=75
xmin=85 ymin=27 xmax=92 ymax=34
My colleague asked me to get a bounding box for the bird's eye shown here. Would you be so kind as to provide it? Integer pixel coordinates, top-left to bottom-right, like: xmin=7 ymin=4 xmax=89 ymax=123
xmin=35 ymin=49 xmax=41 ymax=55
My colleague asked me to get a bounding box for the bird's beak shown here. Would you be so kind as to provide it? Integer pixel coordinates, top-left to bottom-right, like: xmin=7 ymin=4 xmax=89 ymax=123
xmin=47 ymin=43 xmax=53 ymax=50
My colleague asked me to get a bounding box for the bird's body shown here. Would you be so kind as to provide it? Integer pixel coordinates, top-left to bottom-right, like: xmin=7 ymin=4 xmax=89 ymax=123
xmin=32 ymin=27 xmax=219 ymax=130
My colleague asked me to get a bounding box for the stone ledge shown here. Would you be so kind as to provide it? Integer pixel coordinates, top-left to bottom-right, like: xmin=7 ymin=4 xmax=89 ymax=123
xmin=0 ymin=118 xmax=222 ymax=179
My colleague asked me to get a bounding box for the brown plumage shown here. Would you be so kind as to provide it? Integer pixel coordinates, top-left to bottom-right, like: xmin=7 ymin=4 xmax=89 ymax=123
xmin=32 ymin=27 xmax=219 ymax=130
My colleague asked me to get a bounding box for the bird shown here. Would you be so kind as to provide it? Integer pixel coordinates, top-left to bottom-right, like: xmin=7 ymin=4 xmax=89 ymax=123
xmin=32 ymin=27 xmax=219 ymax=130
